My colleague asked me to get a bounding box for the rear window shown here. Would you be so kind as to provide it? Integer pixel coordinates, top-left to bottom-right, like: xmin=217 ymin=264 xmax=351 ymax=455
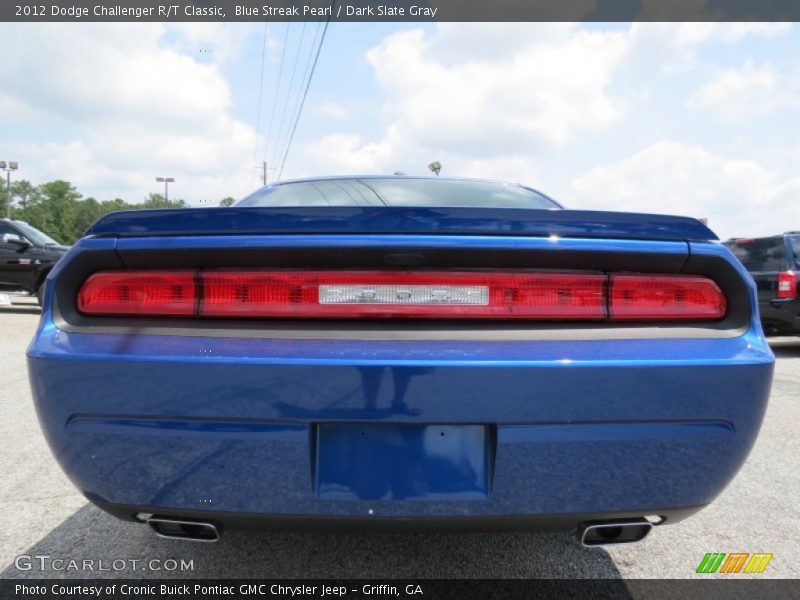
xmin=237 ymin=178 xmax=560 ymax=210
xmin=727 ymin=237 xmax=787 ymax=271
xmin=790 ymin=236 xmax=800 ymax=268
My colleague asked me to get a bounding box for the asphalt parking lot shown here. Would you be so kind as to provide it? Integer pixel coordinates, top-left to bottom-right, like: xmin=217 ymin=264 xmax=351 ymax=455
xmin=1 ymin=296 xmax=798 ymax=579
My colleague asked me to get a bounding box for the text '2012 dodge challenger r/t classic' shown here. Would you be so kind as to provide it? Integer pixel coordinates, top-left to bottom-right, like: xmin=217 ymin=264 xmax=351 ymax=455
xmin=27 ymin=176 xmax=774 ymax=545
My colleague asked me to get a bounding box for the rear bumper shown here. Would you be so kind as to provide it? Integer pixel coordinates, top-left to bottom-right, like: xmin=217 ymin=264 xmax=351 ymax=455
xmin=27 ymin=322 xmax=773 ymax=520
xmin=98 ymin=501 xmax=706 ymax=532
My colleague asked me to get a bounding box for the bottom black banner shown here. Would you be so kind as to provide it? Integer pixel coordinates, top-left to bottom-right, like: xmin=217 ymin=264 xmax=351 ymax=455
xmin=2 ymin=579 xmax=799 ymax=600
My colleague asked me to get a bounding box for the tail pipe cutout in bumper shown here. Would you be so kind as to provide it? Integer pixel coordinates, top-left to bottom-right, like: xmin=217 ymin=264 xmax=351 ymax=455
xmin=579 ymin=517 xmax=655 ymax=547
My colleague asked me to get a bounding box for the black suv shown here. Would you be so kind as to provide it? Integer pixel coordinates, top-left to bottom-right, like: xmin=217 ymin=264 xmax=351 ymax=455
xmin=0 ymin=218 xmax=70 ymax=305
xmin=724 ymin=233 xmax=800 ymax=336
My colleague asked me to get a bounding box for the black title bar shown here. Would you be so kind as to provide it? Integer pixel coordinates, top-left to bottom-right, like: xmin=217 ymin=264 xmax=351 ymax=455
xmin=4 ymin=0 xmax=800 ymax=22
xmin=5 ymin=579 xmax=800 ymax=600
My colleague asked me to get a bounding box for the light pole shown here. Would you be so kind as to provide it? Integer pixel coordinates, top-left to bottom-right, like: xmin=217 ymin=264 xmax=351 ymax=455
xmin=0 ymin=161 xmax=18 ymax=219
xmin=255 ymin=161 xmax=276 ymax=186
xmin=155 ymin=177 xmax=175 ymax=203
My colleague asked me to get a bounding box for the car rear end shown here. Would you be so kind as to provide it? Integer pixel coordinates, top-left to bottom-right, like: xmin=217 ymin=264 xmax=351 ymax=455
xmin=725 ymin=234 xmax=800 ymax=336
xmin=27 ymin=188 xmax=773 ymax=543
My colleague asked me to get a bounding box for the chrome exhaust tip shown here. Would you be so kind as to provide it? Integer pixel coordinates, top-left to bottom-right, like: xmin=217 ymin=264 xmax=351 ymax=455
xmin=147 ymin=517 xmax=220 ymax=542
xmin=579 ymin=518 xmax=652 ymax=547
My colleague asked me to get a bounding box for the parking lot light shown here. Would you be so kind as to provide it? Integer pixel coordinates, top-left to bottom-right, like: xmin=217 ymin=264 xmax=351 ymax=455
xmin=2 ymin=160 xmax=19 ymax=219
xmin=155 ymin=176 xmax=175 ymax=203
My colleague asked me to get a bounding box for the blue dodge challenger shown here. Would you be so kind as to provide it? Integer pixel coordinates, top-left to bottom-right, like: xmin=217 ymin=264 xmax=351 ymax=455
xmin=27 ymin=176 xmax=773 ymax=544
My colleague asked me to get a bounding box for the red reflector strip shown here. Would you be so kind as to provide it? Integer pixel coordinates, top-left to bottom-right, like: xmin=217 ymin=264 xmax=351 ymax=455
xmin=609 ymin=275 xmax=726 ymax=320
xmin=201 ymin=271 xmax=607 ymax=319
xmin=77 ymin=271 xmax=196 ymax=316
xmin=777 ymin=271 xmax=797 ymax=299
xmin=76 ymin=270 xmax=728 ymax=322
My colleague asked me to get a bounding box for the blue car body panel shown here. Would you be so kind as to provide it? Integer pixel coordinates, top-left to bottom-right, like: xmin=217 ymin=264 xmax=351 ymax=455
xmin=28 ymin=223 xmax=773 ymax=523
xmin=29 ymin=328 xmax=771 ymax=516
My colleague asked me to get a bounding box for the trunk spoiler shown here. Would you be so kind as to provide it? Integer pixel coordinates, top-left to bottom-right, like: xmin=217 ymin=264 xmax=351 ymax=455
xmin=84 ymin=206 xmax=717 ymax=242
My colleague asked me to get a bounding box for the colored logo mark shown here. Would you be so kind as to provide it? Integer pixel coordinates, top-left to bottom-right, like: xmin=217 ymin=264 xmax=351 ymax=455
xmin=696 ymin=552 xmax=773 ymax=574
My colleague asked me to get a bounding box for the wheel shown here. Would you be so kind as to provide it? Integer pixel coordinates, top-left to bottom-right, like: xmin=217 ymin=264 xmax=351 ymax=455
xmin=36 ymin=281 xmax=46 ymax=306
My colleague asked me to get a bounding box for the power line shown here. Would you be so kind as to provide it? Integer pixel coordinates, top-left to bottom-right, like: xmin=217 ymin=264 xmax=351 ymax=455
xmin=279 ymin=21 xmax=322 ymax=163
xmin=277 ymin=5 xmax=334 ymax=181
xmin=272 ymin=22 xmax=321 ymax=174
xmin=264 ymin=20 xmax=291 ymax=170
xmin=271 ymin=20 xmax=307 ymax=170
xmin=252 ymin=21 xmax=269 ymax=162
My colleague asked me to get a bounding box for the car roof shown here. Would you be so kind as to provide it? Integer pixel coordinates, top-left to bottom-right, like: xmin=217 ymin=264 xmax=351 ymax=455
xmin=273 ymin=174 xmax=522 ymax=186
xmin=260 ymin=175 xmax=561 ymax=207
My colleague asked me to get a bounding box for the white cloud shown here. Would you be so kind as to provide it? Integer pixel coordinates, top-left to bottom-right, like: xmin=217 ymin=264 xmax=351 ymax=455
xmin=306 ymin=129 xmax=399 ymax=174
xmin=425 ymin=23 xmax=577 ymax=62
xmin=302 ymin=22 xmax=795 ymax=180
xmin=305 ymin=124 xmax=540 ymax=184
xmin=170 ymin=23 xmax=256 ymax=64
xmin=687 ymin=60 xmax=775 ymax=118
xmin=0 ymin=23 xmax=260 ymax=203
xmin=710 ymin=23 xmax=793 ymax=42
xmin=687 ymin=59 xmax=800 ymax=120
xmin=303 ymin=24 xmax=630 ymax=178
xmin=440 ymin=155 xmax=540 ymax=185
xmin=314 ymin=102 xmax=347 ymax=120
xmin=568 ymin=140 xmax=800 ymax=239
xmin=368 ymin=25 xmax=629 ymax=150
xmin=630 ymin=20 xmax=790 ymax=45
xmin=3 ymin=19 xmax=798 ymax=229
xmin=623 ymin=23 xmax=792 ymax=75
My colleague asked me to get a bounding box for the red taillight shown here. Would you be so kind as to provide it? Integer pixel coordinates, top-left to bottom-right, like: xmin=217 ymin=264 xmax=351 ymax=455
xmin=77 ymin=271 xmax=196 ymax=316
xmin=203 ymin=271 xmax=606 ymax=319
xmin=76 ymin=270 xmax=727 ymax=321
xmin=777 ymin=271 xmax=797 ymax=300
xmin=609 ymin=275 xmax=726 ymax=320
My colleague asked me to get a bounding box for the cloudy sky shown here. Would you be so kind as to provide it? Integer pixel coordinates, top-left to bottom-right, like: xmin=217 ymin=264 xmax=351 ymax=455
xmin=1 ymin=22 xmax=799 ymax=238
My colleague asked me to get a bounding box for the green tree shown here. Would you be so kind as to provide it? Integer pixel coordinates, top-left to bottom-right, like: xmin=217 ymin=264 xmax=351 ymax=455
xmin=11 ymin=180 xmax=82 ymax=243
xmin=100 ymin=198 xmax=132 ymax=213
xmin=12 ymin=180 xmax=40 ymax=209
xmin=0 ymin=184 xmax=7 ymax=217
xmin=7 ymin=179 xmax=195 ymax=244
xmin=219 ymin=196 xmax=236 ymax=207
xmin=72 ymin=197 xmax=107 ymax=234
xmin=38 ymin=180 xmax=82 ymax=242
xmin=0 ymin=179 xmax=38 ymax=216
xmin=141 ymin=193 xmax=188 ymax=209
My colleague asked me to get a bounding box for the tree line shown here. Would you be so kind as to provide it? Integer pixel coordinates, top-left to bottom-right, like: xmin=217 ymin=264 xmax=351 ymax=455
xmin=0 ymin=179 xmax=235 ymax=245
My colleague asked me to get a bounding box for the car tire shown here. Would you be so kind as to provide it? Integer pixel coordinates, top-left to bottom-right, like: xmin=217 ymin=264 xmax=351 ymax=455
xmin=36 ymin=282 xmax=46 ymax=306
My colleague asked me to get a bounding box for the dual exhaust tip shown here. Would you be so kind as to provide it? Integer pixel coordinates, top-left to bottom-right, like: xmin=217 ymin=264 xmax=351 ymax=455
xmin=144 ymin=515 xmax=652 ymax=545
xmin=579 ymin=518 xmax=653 ymax=547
